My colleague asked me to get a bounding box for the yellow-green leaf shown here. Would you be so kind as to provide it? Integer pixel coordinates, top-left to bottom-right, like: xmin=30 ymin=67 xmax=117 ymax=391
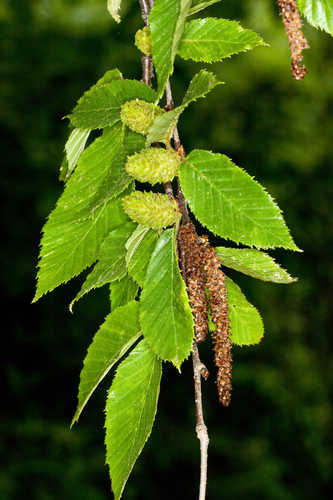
xmin=226 ymin=276 xmax=264 ymax=346
xmin=216 ymin=247 xmax=297 ymax=284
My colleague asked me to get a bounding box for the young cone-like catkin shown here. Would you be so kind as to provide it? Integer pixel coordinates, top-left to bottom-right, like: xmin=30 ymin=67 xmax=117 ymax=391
xmin=122 ymin=191 xmax=180 ymax=230
xmin=135 ymin=26 xmax=152 ymax=56
xmin=178 ymin=222 xmax=208 ymax=343
xmin=120 ymin=99 xmax=164 ymax=135
xmin=126 ymin=148 xmax=181 ymax=185
xmin=201 ymin=237 xmax=232 ymax=407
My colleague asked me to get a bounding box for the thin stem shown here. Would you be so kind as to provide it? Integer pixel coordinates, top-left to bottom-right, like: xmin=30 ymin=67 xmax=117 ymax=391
xmin=192 ymin=341 xmax=210 ymax=500
xmin=165 ymin=80 xmax=189 ymax=220
xmin=138 ymin=0 xmax=150 ymax=24
xmin=138 ymin=0 xmax=173 ymax=198
xmin=138 ymin=6 xmax=208 ymax=497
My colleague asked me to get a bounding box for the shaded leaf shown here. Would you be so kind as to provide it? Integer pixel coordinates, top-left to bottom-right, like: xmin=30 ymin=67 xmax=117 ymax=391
xmin=70 ymin=222 xmax=136 ymax=311
xmin=70 ymin=80 xmax=157 ymax=129
xmin=298 ymin=0 xmax=333 ymax=36
xmin=150 ymin=0 xmax=192 ymax=98
xmin=146 ymin=69 xmax=222 ymax=145
xmin=110 ymin=275 xmax=139 ymax=311
xmin=178 ymin=17 xmax=265 ymax=62
xmin=179 ymin=149 xmax=300 ymax=250
xmin=188 ymin=0 xmax=222 ymax=16
xmin=225 ymin=276 xmax=264 ymax=346
xmin=126 ymin=225 xmax=159 ymax=286
xmin=105 ymin=339 xmax=162 ymax=500
xmin=72 ymin=301 xmax=141 ymax=426
xmin=216 ymin=247 xmax=297 ymax=284
xmin=34 ymin=125 xmax=134 ymax=301
xmin=139 ymin=228 xmax=194 ymax=367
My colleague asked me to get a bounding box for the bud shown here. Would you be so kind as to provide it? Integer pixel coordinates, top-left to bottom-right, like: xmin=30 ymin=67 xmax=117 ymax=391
xmin=120 ymin=99 xmax=164 ymax=135
xmin=135 ymin=26 xmax=152 ymax=56
xmin=122 ymin=191 xmax=180 ymax=230
xmin=126 ymin=148 xmax=181 ymax=185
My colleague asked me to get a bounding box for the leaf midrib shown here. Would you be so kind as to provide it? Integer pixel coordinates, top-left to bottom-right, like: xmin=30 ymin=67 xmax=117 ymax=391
xmin=186 ymin=158 xmax=286 ymax=244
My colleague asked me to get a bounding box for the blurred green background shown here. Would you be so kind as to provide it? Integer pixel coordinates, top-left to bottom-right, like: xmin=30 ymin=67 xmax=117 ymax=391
xmin=1 ymin=0 xmax=332 ymax=498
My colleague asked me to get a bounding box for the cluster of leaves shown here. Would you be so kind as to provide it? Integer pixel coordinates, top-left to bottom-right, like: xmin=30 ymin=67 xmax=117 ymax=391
xmin=34 ymin=0 xmax=333 ymax=498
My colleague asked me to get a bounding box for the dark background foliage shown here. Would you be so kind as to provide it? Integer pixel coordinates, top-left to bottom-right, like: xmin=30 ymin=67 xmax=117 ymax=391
xmin=1 ymin=0 xmax=332 ymax=498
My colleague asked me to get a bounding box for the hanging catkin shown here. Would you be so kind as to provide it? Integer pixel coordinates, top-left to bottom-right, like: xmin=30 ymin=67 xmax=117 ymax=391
xmin=201 ymin=237 xmax=232 ymax=407
xmin=276 ymin=0 xmax=309 ymax=80
xmin=178 ymin=222 xmax=208 ymax=343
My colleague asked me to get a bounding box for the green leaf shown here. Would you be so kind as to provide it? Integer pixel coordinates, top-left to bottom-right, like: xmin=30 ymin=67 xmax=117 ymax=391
xmin=70 ymin=222 xmax=136 ymax=311
xmin=107 ymin=0 xmax=122 ymax=23
xmin=95 ymin=68 xmax=124 ymax=86
xmin=182 ymin=68 xmax=222 ymax=105
xmin=126 ymin=225 xmax=159 ymax=287
xmin=76 ymin=68 xmax=123 ymax=107
xmin=179 ymin=150 xmax=300 ymax=250
xmin=146 ymin=69 xmax=222 ymax=146
xmin=110 ymin=275 xmax=139 ymax=311
xmin=70 ymin=80 xmax=157 ymax=129
xmin=139 ymin=228 xmax=194 ymax=367
xmin=34 ymin=125 xmax=133 ymax=301
xmin=298 ymin=0 xmax=333 ymax=36
xmin=105 ymin=339 xmax=162 ymax=500
xmin=188 ymin=0 xmax=222 ymax=16
xmin=178 ymin=18 xmax=266 ymax=63
xmin=225 ymin=276 xmax=264 ymax=346
xmin=216 ymin=247 xmax=297 ymax=284
xmin=59 ymin=156 xmax=69 ymax=182
xmin=63 ymin=128 xmax=91 ymax=181
xmin=149 ymin=0 xmax=193 ymax=99
xmin=72 ymin=301 xmax=141 ymax=426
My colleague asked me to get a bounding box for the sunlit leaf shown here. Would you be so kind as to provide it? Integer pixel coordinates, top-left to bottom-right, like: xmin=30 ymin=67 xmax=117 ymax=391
xmin=63 ymin=128 xmax=91 ymax=181
xmin=72 ymin=301 xmax=141 ymax=426
xmin=107 ymin=0 xmax=122 ymax=23
xmin=188 ymin=0 xmax=222 ymax=16
xmin=125 ymin=225 xmax=159 ymax=287
xmin=70 ymin=79 xmax=157 ymax=129
xmin=146 ymin=69 xmax=222 ymax=146
xmin=110 ymin=275 xmax=139 ymax=311
xmin=70 ymin=222 xmax=136 ymax=310
xmin=105 ymin=339 xmax=162 ymax=500
xmin=226 ymin=276 xmax=264 ymax=346
xmin=298 ymin=0 xmax=333 ymax=36
xmin=216 ymin=247 xmax=297 ymax=283
xmin=178 ymin=18 xmax=265 ymax=62
xmin=150 ymin=0 xmax=193 ymax=98
xmin=139 ymin=228 xmax=194 ymax=367
xmin=34 ymin=125 xmax=134 ymax=301
xmin=179 ymin=149 xmax=300 ymax=250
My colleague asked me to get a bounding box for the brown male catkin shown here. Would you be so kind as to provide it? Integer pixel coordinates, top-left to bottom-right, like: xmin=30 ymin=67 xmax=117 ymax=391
xmin=201 ymin=237 xmax=232 ymax=407
xmin=178 ymin=222 xmax=208 ymax=343
xmin=276 ymin=0 xmax=309 ymax=80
